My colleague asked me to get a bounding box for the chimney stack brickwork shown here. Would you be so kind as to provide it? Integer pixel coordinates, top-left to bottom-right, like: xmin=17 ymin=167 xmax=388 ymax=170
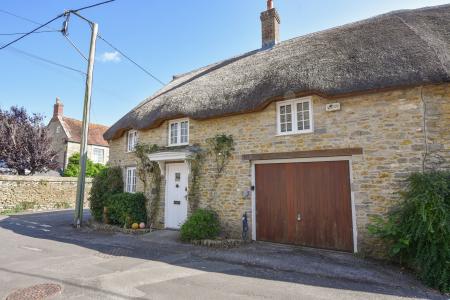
xmin=261 ymin=2 xmax=280 ymax=48
xmin=53 ymin=97 xmax=64 ymax=118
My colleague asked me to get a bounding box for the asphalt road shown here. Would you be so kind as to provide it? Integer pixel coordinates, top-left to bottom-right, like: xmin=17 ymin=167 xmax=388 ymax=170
xmin=0 ymin=210 xmax=444 ymax=299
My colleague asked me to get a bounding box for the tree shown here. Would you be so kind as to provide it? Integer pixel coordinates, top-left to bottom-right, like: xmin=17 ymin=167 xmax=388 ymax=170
xmin=0 ymin=106 xmax=58 ymax=175
xmin=63 ymin=152 xmax=106 ymax=177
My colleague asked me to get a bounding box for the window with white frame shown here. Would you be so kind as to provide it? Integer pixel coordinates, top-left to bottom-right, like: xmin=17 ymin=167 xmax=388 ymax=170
xmin=127 ymin=130 xmax=138 ymax=152
xmin=92 ymin=147 xmax=105 ymax=164
xmin=277 ymin=98 xmax=313 ymax=135
xmin=168 ymin=119 xmax=189 ymax=146
xmin=125 ymin=167 xmax=137 ymax=193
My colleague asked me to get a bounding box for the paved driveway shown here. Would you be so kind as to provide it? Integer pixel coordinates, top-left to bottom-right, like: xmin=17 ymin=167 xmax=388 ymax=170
xmin=0 ymin=210 xmax=444 ymax=299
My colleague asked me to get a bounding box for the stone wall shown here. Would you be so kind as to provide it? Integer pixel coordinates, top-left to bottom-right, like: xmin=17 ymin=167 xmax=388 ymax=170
xmin=423 ymin=84 xmax=450 ymax=169
xmin=108 ymin=83 xmax=450 ymax=255
xmin=0 ymin=175 xmax=92 ymax=213
xmin=47 ymin=118 xmax=69 ymax=169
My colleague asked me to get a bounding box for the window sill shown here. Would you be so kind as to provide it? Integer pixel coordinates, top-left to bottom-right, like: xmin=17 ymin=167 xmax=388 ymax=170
xmin=275 ymin=130 xmax=314 ymax=137
xmin=167 ymin=143 xmax=189 ymax=147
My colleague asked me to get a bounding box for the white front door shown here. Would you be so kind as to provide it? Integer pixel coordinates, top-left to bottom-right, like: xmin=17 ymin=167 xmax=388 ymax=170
xmin=165 ymin=163 xmax=189 ymax=229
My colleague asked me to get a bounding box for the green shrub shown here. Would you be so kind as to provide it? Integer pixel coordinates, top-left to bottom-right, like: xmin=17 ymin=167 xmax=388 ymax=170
xmin=180 ymin=209 xmax=220 ymax=241
xmin=107 ymin=193 xmax=147 ymax=228
xmin=63 ymin=153 xmax=106 ymax=177
xmin=369 ymin=171 xmax=450 ymax=293
xmin=89 ymin=166 xmax=123 ymax=221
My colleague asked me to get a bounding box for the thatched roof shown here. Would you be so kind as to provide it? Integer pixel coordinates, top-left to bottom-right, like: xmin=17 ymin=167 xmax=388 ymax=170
xmin=104 ymin=4 xmax=450 ymax=140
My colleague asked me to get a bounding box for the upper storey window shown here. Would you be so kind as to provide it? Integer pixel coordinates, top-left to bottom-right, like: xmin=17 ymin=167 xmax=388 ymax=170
xmin=127 ymin=130 xmax=138 ymax=152
xmin=277 ymin=97 xmax=313 ymax=135
xmin=168 ymin=119 xmax=189 ymax=146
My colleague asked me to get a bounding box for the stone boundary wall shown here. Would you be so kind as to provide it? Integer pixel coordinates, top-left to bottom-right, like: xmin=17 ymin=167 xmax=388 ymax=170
xmin=0 ymin=175 xmax=92 ymax=212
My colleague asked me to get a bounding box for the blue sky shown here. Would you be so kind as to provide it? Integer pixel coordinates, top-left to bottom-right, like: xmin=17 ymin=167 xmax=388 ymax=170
xmin=0 ymin=0 xmax=448 ymax=126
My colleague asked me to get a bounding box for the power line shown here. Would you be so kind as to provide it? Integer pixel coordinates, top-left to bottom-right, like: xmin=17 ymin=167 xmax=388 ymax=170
xmin=8 ymin=46 xmax=86 ymax=75
xmin=71 ymin=0 xmax=116 ymax=13
xmin=0 ymin=14 xmax=64 ymax=50
xmin=0 ymin=1 xmax=116 ymax=51
xmin=0 ymin=30 xmax=60 ymax=36
xmin=0 ymin=9 xmax=43 ymax=26
xmin=98 ymin=34 xmax=166 ymax=85
xmin=0 ymin=2 xmax=166 ymax=86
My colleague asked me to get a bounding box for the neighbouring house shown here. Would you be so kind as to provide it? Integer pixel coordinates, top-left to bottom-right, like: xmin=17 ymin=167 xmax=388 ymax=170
xmin=47 ymin=98 xmax=110 ymax=171
xmin=104 ymin=2 xmax=450 ymax=255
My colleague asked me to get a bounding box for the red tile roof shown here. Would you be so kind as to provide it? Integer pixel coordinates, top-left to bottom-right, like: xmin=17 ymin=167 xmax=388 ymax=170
xmin=62 ymin=117 xmax=109 ymax=147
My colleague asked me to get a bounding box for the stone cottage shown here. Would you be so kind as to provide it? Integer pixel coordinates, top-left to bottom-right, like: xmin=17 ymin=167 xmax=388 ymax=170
xmin=48 ymin=98 xmax=110 ymax=171
xmin=104 ymin=2 xmax=450 ymax=254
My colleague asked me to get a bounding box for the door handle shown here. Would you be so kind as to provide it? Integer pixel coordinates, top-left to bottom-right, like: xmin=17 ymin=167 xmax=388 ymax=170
xmin=297 ymin=213 xmax=302 ymax=221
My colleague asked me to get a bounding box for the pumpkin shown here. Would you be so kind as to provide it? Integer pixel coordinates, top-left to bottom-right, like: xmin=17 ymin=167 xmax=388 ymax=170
xmin=139 ymin=222 xmax=146 ymax=229
xmin=131 ymin=223 xmax=139 ymax=230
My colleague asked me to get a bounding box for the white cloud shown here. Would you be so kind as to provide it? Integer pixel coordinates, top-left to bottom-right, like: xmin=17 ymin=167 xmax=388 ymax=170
xmin=98 ymin=51 xmax=121 ymax=63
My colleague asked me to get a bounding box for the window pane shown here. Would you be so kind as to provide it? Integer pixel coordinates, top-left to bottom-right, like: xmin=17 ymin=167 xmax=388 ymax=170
xmin=127 ymin=169 xmax=131 ymax=192
xmin=286 ymin=114 xmax=292 ymax=122
xmin=132 ymin=169 xmax=136 ymax=193
xmin=279 ymin=104 xmax=293 ymax=133
xmin=180 ymin=121 xmax=188 ymax=144
xmin=127 ymin=168 xmax=137 ymax=193
xmin=296 ymin=101 xmax=312 ymax=132
xmin=128 ymin=131 xmax=137 ymax=151
xmin=170 ymin=123 xmax=178 ymax=144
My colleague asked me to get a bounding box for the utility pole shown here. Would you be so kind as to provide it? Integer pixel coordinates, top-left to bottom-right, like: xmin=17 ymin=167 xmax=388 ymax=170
xmin=74 ymin=20 xmax=99 ymax=227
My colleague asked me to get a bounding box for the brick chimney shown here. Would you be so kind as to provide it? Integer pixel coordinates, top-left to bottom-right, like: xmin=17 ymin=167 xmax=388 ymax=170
xmin=53 ymin=97 xmax=63 ymax=118
xmin=261 ymin=0 xmax=280 ymax=48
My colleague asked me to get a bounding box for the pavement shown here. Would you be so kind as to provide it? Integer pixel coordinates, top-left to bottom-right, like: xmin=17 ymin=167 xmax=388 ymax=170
xmin=0 ymin=210 xmax=445 ymax=300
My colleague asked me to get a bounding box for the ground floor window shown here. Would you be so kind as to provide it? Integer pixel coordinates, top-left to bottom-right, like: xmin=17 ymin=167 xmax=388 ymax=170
xmin=126 ymin=167 xmax=137 ymax=193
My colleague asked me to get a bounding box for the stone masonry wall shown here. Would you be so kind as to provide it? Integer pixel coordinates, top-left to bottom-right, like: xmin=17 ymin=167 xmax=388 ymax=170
xmin=0 ymin=175 xmax=92 ymax=213
xmin=423 ymin=85 xmax=450 ymax=169
xmin=47 ymin=118 xmax=69 ymax=169
xmin=108 ymin=83 xmax=450 ymax=255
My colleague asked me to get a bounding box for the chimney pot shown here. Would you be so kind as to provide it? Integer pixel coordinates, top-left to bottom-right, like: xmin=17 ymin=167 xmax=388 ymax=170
xmin=267 ymin=0 xmax=273 ymax=10
xmin=53 ymin=97 xmax=64 ymax=118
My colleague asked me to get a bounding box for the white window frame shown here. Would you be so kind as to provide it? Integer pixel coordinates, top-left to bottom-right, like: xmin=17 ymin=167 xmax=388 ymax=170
xmin=168 ymin=118 xmax=189 ymax=147
xmin=276 ymin=97 xmax=314 ymax=135
xmin=125 ymin=166 xmax=137 ymax=193
xmin=127 ymin=130 xmax=138 ymax=152
xmin=92 ymin=147 xmax=105 ymax=164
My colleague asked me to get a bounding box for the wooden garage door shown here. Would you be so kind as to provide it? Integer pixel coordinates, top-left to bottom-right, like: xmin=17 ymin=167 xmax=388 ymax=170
xmin=255 ymin=160 xmax=353 ymax=252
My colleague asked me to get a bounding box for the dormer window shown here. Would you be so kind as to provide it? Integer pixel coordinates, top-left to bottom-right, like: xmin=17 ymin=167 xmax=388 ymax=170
xmin=276 ymin=97 xmax=314 ymax=135
xmin=127 ymin=130 xmax=138 ymax=152
xmin=168 ymin=119 xmax=189 ymax=146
